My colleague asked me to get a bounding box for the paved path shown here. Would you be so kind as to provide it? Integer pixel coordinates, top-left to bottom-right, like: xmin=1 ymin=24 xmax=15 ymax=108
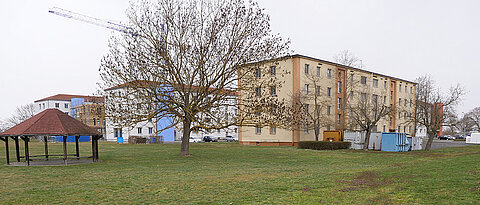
xmin=422 ymin=139 xmax=476 ymax=150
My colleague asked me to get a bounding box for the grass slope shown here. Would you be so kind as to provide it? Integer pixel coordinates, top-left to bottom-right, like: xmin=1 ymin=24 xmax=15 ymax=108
xmin=0 ymin=142 xmax=479 ymax=204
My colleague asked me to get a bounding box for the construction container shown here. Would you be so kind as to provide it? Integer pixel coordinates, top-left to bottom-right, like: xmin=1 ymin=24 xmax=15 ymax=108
xmin=381 ymin=132 xmax=410 ymax=152
xmin=466 ymin=133 xmax=480 ymax=144
xmin=410 ymin=136 xmax=423 ymax=150
xmin=323 ymin=130 xmax=343 ymax=142
xmin=343 ymin=131 xmax=382 ymax=150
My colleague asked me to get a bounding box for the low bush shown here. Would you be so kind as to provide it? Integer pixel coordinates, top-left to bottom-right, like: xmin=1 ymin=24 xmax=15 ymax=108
xmin=298 ymin=141 xmax=351 ymax=150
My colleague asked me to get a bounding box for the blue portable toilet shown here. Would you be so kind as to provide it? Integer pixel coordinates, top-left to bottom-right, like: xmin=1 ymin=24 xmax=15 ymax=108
xmin=381 ymin=132 xmax=410 ymax=152
xmin=117 ymin=137 xmax=124 ymax=143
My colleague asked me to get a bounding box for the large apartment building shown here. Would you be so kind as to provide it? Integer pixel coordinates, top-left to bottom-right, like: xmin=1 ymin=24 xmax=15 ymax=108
xmin=239 ymin=54 xmax=416 ymax=146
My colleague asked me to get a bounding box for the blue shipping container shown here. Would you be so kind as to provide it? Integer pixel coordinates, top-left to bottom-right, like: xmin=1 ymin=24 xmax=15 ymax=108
xmin=381 ymin=132 xmax=410 ymax=152
xmin=55 ymin=136 xmax=91 ymax=142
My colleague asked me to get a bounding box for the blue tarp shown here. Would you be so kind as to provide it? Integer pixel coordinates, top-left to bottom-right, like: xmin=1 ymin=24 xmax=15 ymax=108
xmin=55 ymin=136 xmax=90 ymax=142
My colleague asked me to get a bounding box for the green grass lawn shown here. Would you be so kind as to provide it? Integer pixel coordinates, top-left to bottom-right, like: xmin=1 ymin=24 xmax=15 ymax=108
xmin=0 ymin=141 xmax=479 ymax=204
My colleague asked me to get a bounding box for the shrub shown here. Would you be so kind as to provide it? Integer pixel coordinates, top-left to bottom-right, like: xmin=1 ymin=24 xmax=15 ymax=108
xmin=298 ymin=141 xmax=351 ymax=150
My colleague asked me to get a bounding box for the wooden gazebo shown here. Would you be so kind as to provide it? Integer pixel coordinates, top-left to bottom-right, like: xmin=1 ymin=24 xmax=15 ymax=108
xmin=0 ymin=109 xmax=102 ymax=166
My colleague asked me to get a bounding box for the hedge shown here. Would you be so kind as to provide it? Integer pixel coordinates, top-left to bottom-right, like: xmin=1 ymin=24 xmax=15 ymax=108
xmin=298 ymin=141 xmax=351 ymax=150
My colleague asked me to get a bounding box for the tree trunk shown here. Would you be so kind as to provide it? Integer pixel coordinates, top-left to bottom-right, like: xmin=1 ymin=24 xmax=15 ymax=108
xmin=180 ymin=119 xmax=192 ymax=156
xmin=363 ymin=128 xmax=371 ymax=150
xmin=424 ymin=132 xmax=435 ymax=151
xmin=314 ymin=126 xmax=319 ymax=141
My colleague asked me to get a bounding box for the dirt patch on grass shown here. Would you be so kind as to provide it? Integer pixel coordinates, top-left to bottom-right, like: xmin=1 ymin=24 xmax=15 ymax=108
xmin=337 ymin=171 xmax=392 ymax=192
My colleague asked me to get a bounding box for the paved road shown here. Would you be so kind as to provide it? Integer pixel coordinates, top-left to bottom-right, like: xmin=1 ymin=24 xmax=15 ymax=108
xmin=421 ymin=139 xmax=476 ymax=150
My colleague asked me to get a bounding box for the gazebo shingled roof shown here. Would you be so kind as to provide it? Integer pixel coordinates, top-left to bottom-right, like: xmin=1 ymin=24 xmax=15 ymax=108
xmin=0 ymin=109 xmax=101 ymax=137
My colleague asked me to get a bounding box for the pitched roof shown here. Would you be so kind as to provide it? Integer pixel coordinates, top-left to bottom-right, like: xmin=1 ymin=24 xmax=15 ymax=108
xmin=0 ymin=109 xmax=101 ymax=137
xmin=34 ymin=94 xmax=104 ymax=103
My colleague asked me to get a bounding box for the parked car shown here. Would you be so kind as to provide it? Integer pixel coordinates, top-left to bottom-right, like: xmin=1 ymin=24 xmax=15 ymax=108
xmin=189 ymin=137 xmax=201 ymax=143
xmin=439 ymin=135 xmax=449 ymax=140
xmin=202 ymin=136 xmax=217 ymax=142
xmin=447 ymin=135 xmax=456 ymax=140
xmin=225 ymin=136 xmax=237 ymax=142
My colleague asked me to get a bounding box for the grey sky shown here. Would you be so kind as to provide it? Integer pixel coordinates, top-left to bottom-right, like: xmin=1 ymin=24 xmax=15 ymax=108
xmin=0 ymin=0 xmax=478 ymax=120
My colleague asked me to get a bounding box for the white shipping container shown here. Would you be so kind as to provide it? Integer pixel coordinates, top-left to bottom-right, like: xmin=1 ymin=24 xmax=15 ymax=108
xmin=344 ymin=132 xmax=382 ymax=150
xmin=466 ymin=133 xmax=480 ymax=144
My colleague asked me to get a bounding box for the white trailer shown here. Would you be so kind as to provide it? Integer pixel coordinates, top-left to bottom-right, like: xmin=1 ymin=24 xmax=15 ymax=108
xmin=466 ymin=133 xmax=480 ymax=144
xmin=344 ymin=131 xmax=382 ymax=150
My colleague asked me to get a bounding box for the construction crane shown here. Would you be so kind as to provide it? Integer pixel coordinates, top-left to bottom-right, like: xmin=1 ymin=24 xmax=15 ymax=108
xmin=48 ymin=7 xmax=138 ymax=36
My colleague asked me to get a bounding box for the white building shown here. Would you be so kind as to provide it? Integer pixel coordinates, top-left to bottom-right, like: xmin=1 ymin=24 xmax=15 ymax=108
xmin=34 ymin=94 xmax=104 ymax=116
xmin=415 ymin=124 xmax=428 ymax=139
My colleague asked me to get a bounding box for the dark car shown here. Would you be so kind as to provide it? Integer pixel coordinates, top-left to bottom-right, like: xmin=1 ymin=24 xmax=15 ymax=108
xmin=439 ymin=135 xmax=450 ymax=140
xmin=202 ymin=136 xmax=217 ymax=142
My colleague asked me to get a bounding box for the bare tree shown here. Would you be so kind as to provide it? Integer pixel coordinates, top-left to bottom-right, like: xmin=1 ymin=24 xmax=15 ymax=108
xmin=292 ymin=73 xmax=333 ymax=141
xmin=415 ymin=75 xmax=465 ymax=151
xmin=465 ymin=107 xmax=480 ymax=132
xmin=4 ymin=103 xmax=36 ymax=128
xmin=99 ymin=0 xmax=289 ymax=156
xmin=334 ymin=50 xmax=363 ymax=68
xmin=347 ymin=87 xmax=393 ymax=150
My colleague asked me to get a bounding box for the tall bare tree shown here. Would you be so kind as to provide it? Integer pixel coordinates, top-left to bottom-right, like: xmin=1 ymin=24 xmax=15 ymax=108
xmin=99 ymin=0 xmax=289 ymax=156
xmin=415 ymin=75 xmax=464 ymax=151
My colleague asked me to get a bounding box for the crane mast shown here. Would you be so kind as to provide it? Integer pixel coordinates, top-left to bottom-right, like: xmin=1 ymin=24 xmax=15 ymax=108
xmin=48 ymin=7 xmax=137 ymax=36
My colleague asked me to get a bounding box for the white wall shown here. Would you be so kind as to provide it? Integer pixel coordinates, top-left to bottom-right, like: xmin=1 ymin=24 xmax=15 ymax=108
xmin=34 ymin=100 xmax=71 ymax=116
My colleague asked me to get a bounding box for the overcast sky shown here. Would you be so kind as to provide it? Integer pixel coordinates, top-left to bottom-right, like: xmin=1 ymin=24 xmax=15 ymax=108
xmin=0 ymin=0 xmax=478 ymax=120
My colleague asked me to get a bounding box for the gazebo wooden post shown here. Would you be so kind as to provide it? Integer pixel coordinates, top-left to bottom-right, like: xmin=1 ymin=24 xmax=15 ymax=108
xmin=23 ymin=137 xmax=30 ymax=166
xmin=44 ymin=136 xmax=49 ymax=160
xmin=63 ymin=136 xmax=67 ymax=165
xmin=91 ymin=136 xmax=96 ymax=162
xmin=14 ymin=137 xmax=20 ymax=162
xmin=95 ymin=136 xmax=99 ymax=161
xmin=75 ymin=136 xmax=80 ymax=159
xmin=3 ymin=137 xmax=10 ymax=165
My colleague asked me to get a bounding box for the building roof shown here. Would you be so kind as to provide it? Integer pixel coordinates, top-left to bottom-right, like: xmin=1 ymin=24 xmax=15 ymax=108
xmin=0 ymin=109 xmax=101 ymax=137
xmin=290 ymin=54 xmax=416 ymax=84
xmin=34 ymin=94 xmax=104 ymax=103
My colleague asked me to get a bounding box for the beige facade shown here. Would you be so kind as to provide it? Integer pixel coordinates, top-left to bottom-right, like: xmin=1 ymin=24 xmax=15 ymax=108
xmin=239 ymin=54 xmax=416 ymax=146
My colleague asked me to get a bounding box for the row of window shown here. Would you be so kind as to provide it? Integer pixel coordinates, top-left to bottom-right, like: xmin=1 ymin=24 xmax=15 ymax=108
xmin=137 ymin=127 xmax=154 ymax=134
xmin=255 ymin=126 xmax=276 ymax=135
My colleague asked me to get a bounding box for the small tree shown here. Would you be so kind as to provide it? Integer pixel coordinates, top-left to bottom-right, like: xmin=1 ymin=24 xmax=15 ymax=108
xmin=292 ymin=73 xmax=332 ymax=141
xmin=3 ymin=103 xmax=36 ymax=128
xmin=415 ymin=75 xmax=464 ymax=151
xmin=99 ymin=0 xmax=289 ymax=156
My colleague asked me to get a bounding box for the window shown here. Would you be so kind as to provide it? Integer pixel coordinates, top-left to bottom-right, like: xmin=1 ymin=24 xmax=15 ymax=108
xmin=399 ymin=84 xmax=402 ymax=92
xmin=315 ymin=86 xmax=321 ymax=95
xmin=361 ymin=76 xmax=367 ymax=85
xmin=97 ymin=119 xmax=100 ymax=126
xmin=305 ymin=84 xmax=309 ymax=94
xmin=361 ymin=93 xmax=367 ymax=102
xmin=398 ymin=126 xmax=401 ymax=132
xmin=410 ymin=87 xmax=413 ymax=93
xmin=114 ymin=128 xmax=122 ymax=138
xmin=255 ymin=125 xmax=261 ymax=135
xmin=337 ymin=114 xmax=342 ymax=123
xmin=384 ymin=81 xmax=387 ymax=89
xmin=399 ymin=112 xmax=401 ymax=119
xmin=350 ymin=73 xmax=354 ymax=83
xmin=64 ymin=103 xmax=69 ymax=108
xmin=55 ymin=103 xmax=59 ymax=108
xmin=93 ymin=118 xmax=96 ymax=125
xmin=373 ymin=79 xmax=378 ymax=88
xmin=327 ymin=69 xmax=332 ymax=78
xmin=404 ymin=112 xmax=407 ymax=119
xmin=383 ymin=125 xmax=386 ymax=132
xmin=327 ymin=106 xmax=331 ymax=115
xmin=270 ymin=126 xmax=276 ymax=135
xmin=327 ymin=87 xmax=331 ymax=97
xmin=399 ymin=98 xmax=402 ymax=106
xmin=390 ymin=91 xmax=393 ymax=100
xmin=270 ymin=66 xmax=276 ymax=76
xmin=404 ymin=99 xmax=407 ymax=106
xmin=405 ymin=85 xmax=408 ymax=92
xmin=39 ymin=104 xmax=41 ymax=109
xmin=337 ymin=82 xmax=342 ymax=94
xmin=304 ymin=124 xmax=309 ymax=134
xmin=255 ymin=68 xmax=261 ymax=78
xmin=305 ymin=64 xmax=309 ymax=74
xmin=305 ymin=104 xmax=309 ymax=113
xmin=410 ymin=99 xmax=413 ymax=107
xmin=270 ymin=86 xmax=276 ymax=96
xmin=327 ymin=124 xmax=331 ymax=131
xmin=372 ymin=125 xmax=377 ymax=132
xmin=372 ymin=94 xmax=378 ymax=104
xmin=337 ymin=98 xmax=341 ymax=109
xmin=149 ymin=127 xmax=153 ymax=134
xmin=383 ymin=96 xmax=387 ymax=104
xmin=137 ymin=127 xmax=142 ymax=134
xmin=350 ymin=91 xmax=354 ymax=100
xmin=255 ymin=87 xmax=261 ymax=97
xmin=316 ymin=66 xmax=321 ymax=76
